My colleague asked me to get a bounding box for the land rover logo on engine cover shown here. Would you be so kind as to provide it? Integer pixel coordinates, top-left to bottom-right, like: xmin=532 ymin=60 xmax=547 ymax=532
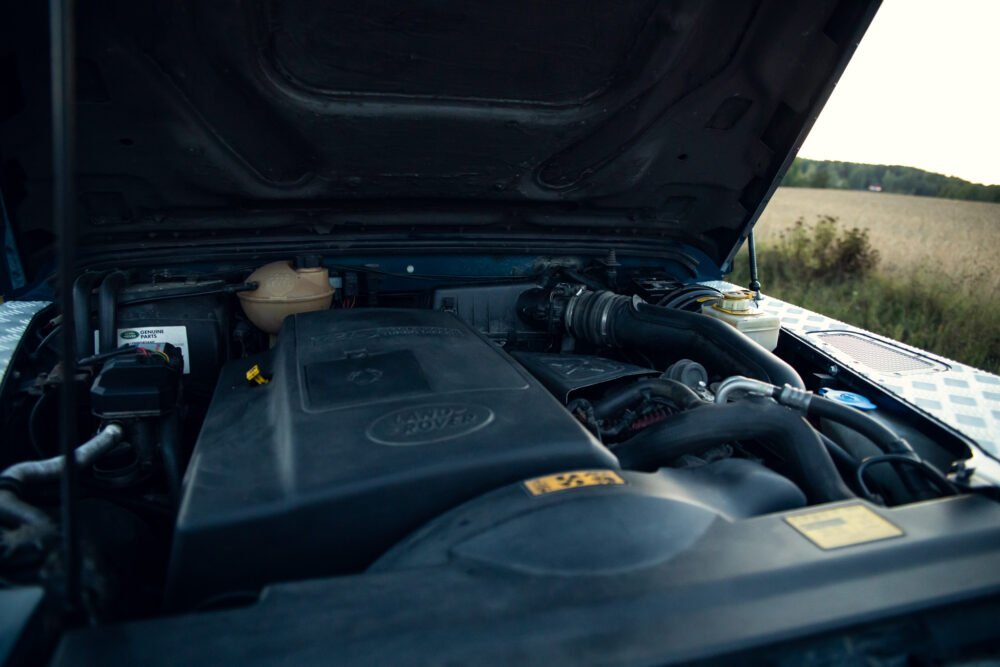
xmin=367 ymin=404 xmax=494 ymax=445
xmin=120 ymin=330 xmax=139 ymax=340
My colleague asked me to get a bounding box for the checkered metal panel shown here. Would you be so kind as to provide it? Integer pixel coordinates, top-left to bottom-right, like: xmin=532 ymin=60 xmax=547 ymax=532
xmin=809 ymin=331 xmax=947 ymax=375
xmin=705 ymin=281 xmax=1000 ymax=459
xmin=0 ymin=300 xmax=49 ymax=387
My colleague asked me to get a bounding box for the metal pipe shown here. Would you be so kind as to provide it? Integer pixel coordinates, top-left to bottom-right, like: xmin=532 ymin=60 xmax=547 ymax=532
xmin=714 ymin=375 xmax=778 ymax=404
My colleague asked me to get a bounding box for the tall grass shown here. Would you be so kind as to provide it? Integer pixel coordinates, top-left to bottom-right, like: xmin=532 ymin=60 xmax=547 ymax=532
xmin=755 ymin=188 xmax=1000 ymax=290
xmin=730 ymin=215 xmax=1000 ymax=374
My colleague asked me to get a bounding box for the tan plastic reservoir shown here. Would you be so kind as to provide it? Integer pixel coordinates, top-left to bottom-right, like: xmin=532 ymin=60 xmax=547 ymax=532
xmin=701 ymin=290 xmax=781 ymax=351
xmin=238 ymin=261 xmax=335 ymax=334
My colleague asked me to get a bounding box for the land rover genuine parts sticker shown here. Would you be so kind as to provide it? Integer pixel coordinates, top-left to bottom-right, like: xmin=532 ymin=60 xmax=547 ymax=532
xmin=94 ymin=326 xmax=191 ymax=373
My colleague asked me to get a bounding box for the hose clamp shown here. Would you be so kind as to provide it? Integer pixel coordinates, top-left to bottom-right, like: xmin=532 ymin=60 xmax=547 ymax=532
xmin=777 ymin=384 xmax=813 ymax=412
xmin=596 ymin=291 xmax=617 ymax=343
xmin=564 ymin=288 xmax=582 ymax=331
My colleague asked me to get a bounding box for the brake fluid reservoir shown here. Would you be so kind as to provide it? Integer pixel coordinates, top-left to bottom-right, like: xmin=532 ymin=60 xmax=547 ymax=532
xmin=701 ymin=290 xmax=781 ymax=350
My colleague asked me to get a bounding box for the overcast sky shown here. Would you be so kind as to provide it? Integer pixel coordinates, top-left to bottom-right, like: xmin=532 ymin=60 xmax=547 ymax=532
xmin=798 ymin=0 xmax=1000 ymax=186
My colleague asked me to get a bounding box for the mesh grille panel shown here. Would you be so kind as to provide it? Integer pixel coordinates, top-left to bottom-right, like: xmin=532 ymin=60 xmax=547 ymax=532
xmin=810 ymin=331 xmax=947 ymax=375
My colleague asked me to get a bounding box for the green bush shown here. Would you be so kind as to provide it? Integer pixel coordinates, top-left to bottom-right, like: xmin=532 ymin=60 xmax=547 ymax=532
xmin=730 ymin=217 xmax=1000 ymax=374
xmin=767 ymin=215 xmax=880 ymax=281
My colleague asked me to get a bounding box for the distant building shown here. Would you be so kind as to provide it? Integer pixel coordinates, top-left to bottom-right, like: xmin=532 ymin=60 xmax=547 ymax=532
xmin=868 ymin=184 xmax=883 ymax=192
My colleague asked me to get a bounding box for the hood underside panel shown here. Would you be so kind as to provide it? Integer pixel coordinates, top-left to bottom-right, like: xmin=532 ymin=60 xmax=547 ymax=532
xmin=3 ymin=0 xmax=877 ymax=268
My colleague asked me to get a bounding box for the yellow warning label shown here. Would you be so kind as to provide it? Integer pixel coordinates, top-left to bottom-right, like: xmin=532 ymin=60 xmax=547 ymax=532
xmin=522 ymin=470 xmax=625 ymax=496
xmin=785 ymin=504 xmax=903 ymax=550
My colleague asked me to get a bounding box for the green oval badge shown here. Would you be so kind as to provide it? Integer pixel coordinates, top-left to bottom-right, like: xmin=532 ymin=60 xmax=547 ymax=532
xmin=120 ymin=330 xmax=139 ymax=340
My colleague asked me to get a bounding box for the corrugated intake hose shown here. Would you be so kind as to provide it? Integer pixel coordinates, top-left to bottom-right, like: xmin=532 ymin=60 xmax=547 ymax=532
xmin=612 ymin=401 xmax=855 ymax=504
xmin=0 ymin=423 xmax=124 ymax=527
xmin=520 ymin=289 xmax=805 ymax=390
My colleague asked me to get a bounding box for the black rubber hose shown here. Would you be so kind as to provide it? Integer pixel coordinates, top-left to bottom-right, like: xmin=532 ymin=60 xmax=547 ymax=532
xmin=2 ymin=423 xmax=124 ymax=486
xmin=805 ymin=394 xmax=935 ymax=500
xmin=159 ymin=414 xmax=182 ymax=507
xmin=30 ymin=325 xmax=62 ymax=360
xmin=612 ymin=401 xmax=854 ymax=504
xmin=592 ymin=378 xmax=705 ymax=420
xmin=562 ymin=292 xmax=804 ymax=390
xmin=28 ymin=391 xmax=52 ymax=457
xmin=72 ymin=272 xmax=102 ymax=358
xmin=0 ymin=489 xmax=51 ymax=527
xmin=819 ymin=432 xmax=860 ymax=469
xmin=98 ymin=270 xmax=128 ymax=354
xmin=806 ymin=396 xmax=913 ymax=454
xmin=0 ymin=424 xmax=124 ymax=527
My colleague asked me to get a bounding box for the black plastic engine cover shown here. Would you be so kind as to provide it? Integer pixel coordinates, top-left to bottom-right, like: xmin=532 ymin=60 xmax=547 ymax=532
xmin=168 ymin=308 xmax=615 ymax=606
xmin=372 ymin=459 xmax=807 ymax=574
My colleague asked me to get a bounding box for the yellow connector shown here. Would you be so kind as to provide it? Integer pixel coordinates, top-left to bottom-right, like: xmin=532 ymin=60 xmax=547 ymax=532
xmin=246 ymin=364 xmax=270 ymax=385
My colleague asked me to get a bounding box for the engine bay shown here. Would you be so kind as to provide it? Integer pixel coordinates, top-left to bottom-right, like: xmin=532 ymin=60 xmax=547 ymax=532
xmin=6 ymin=0 xmax=1000 ymax=660
xmin=0 ymin=255 xmax=993 ymax=642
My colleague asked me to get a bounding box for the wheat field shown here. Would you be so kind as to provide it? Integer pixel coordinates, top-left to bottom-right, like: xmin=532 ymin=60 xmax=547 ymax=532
xmin=755 ymin=188 xmax=1000 ymax=288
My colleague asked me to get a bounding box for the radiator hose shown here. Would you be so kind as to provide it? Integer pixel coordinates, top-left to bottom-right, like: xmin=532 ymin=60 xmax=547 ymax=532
xmin=0 ymin=423 xmax=124 ymax=527
xmin=715 ymin=376 xmax=938 ymax=501
xmin=518 ymin=289 xmax=804 ymax=389
xmin=97 ymin=270 xmax=128 ymax=354
xmin=612 ymin=401 xmax=855 ymax=504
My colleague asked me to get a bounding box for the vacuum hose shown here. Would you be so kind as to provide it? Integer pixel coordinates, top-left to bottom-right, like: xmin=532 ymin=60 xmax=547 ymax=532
xmin=518 ymin=289 xmax=804 ymax=389
xmin=612 ymin=401 xmax=855 ymax=503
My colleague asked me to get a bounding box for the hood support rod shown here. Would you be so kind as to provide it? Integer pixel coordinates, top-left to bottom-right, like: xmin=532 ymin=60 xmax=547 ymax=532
xmin=747 ymin=229 xmax=761 ymax=302
xmin=50 ymin=0 xmax=81 ymax=613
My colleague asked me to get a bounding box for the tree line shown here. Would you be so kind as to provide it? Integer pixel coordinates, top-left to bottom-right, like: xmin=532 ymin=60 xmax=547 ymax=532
xmin=781 ymin=158 xmax=1000 ymax=203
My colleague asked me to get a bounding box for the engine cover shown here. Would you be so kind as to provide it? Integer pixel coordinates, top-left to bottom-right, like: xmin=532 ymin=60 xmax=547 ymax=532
xmin=168 ymin=308 xmax=615 ymax=606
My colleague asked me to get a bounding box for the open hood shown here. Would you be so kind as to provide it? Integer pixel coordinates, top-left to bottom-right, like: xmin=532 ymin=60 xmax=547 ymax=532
xmin=3 ymin=0 xmax=878 ymax=272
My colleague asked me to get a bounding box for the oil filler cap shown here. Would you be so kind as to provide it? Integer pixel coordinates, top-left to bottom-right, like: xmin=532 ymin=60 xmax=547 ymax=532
xmin=818 ymin=388 xmax=876 ymax=411
xmin=246 ymin=364 xmax=271 ymax=386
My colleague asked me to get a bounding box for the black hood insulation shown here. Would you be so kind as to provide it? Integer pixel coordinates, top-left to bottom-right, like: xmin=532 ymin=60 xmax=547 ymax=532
xmin=0 ymin=0 xmax=879 ymax=271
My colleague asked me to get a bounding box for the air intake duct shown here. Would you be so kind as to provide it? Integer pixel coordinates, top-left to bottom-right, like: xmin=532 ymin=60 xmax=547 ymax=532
xmin=517 ymin=288 xmax=804 ymax=389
